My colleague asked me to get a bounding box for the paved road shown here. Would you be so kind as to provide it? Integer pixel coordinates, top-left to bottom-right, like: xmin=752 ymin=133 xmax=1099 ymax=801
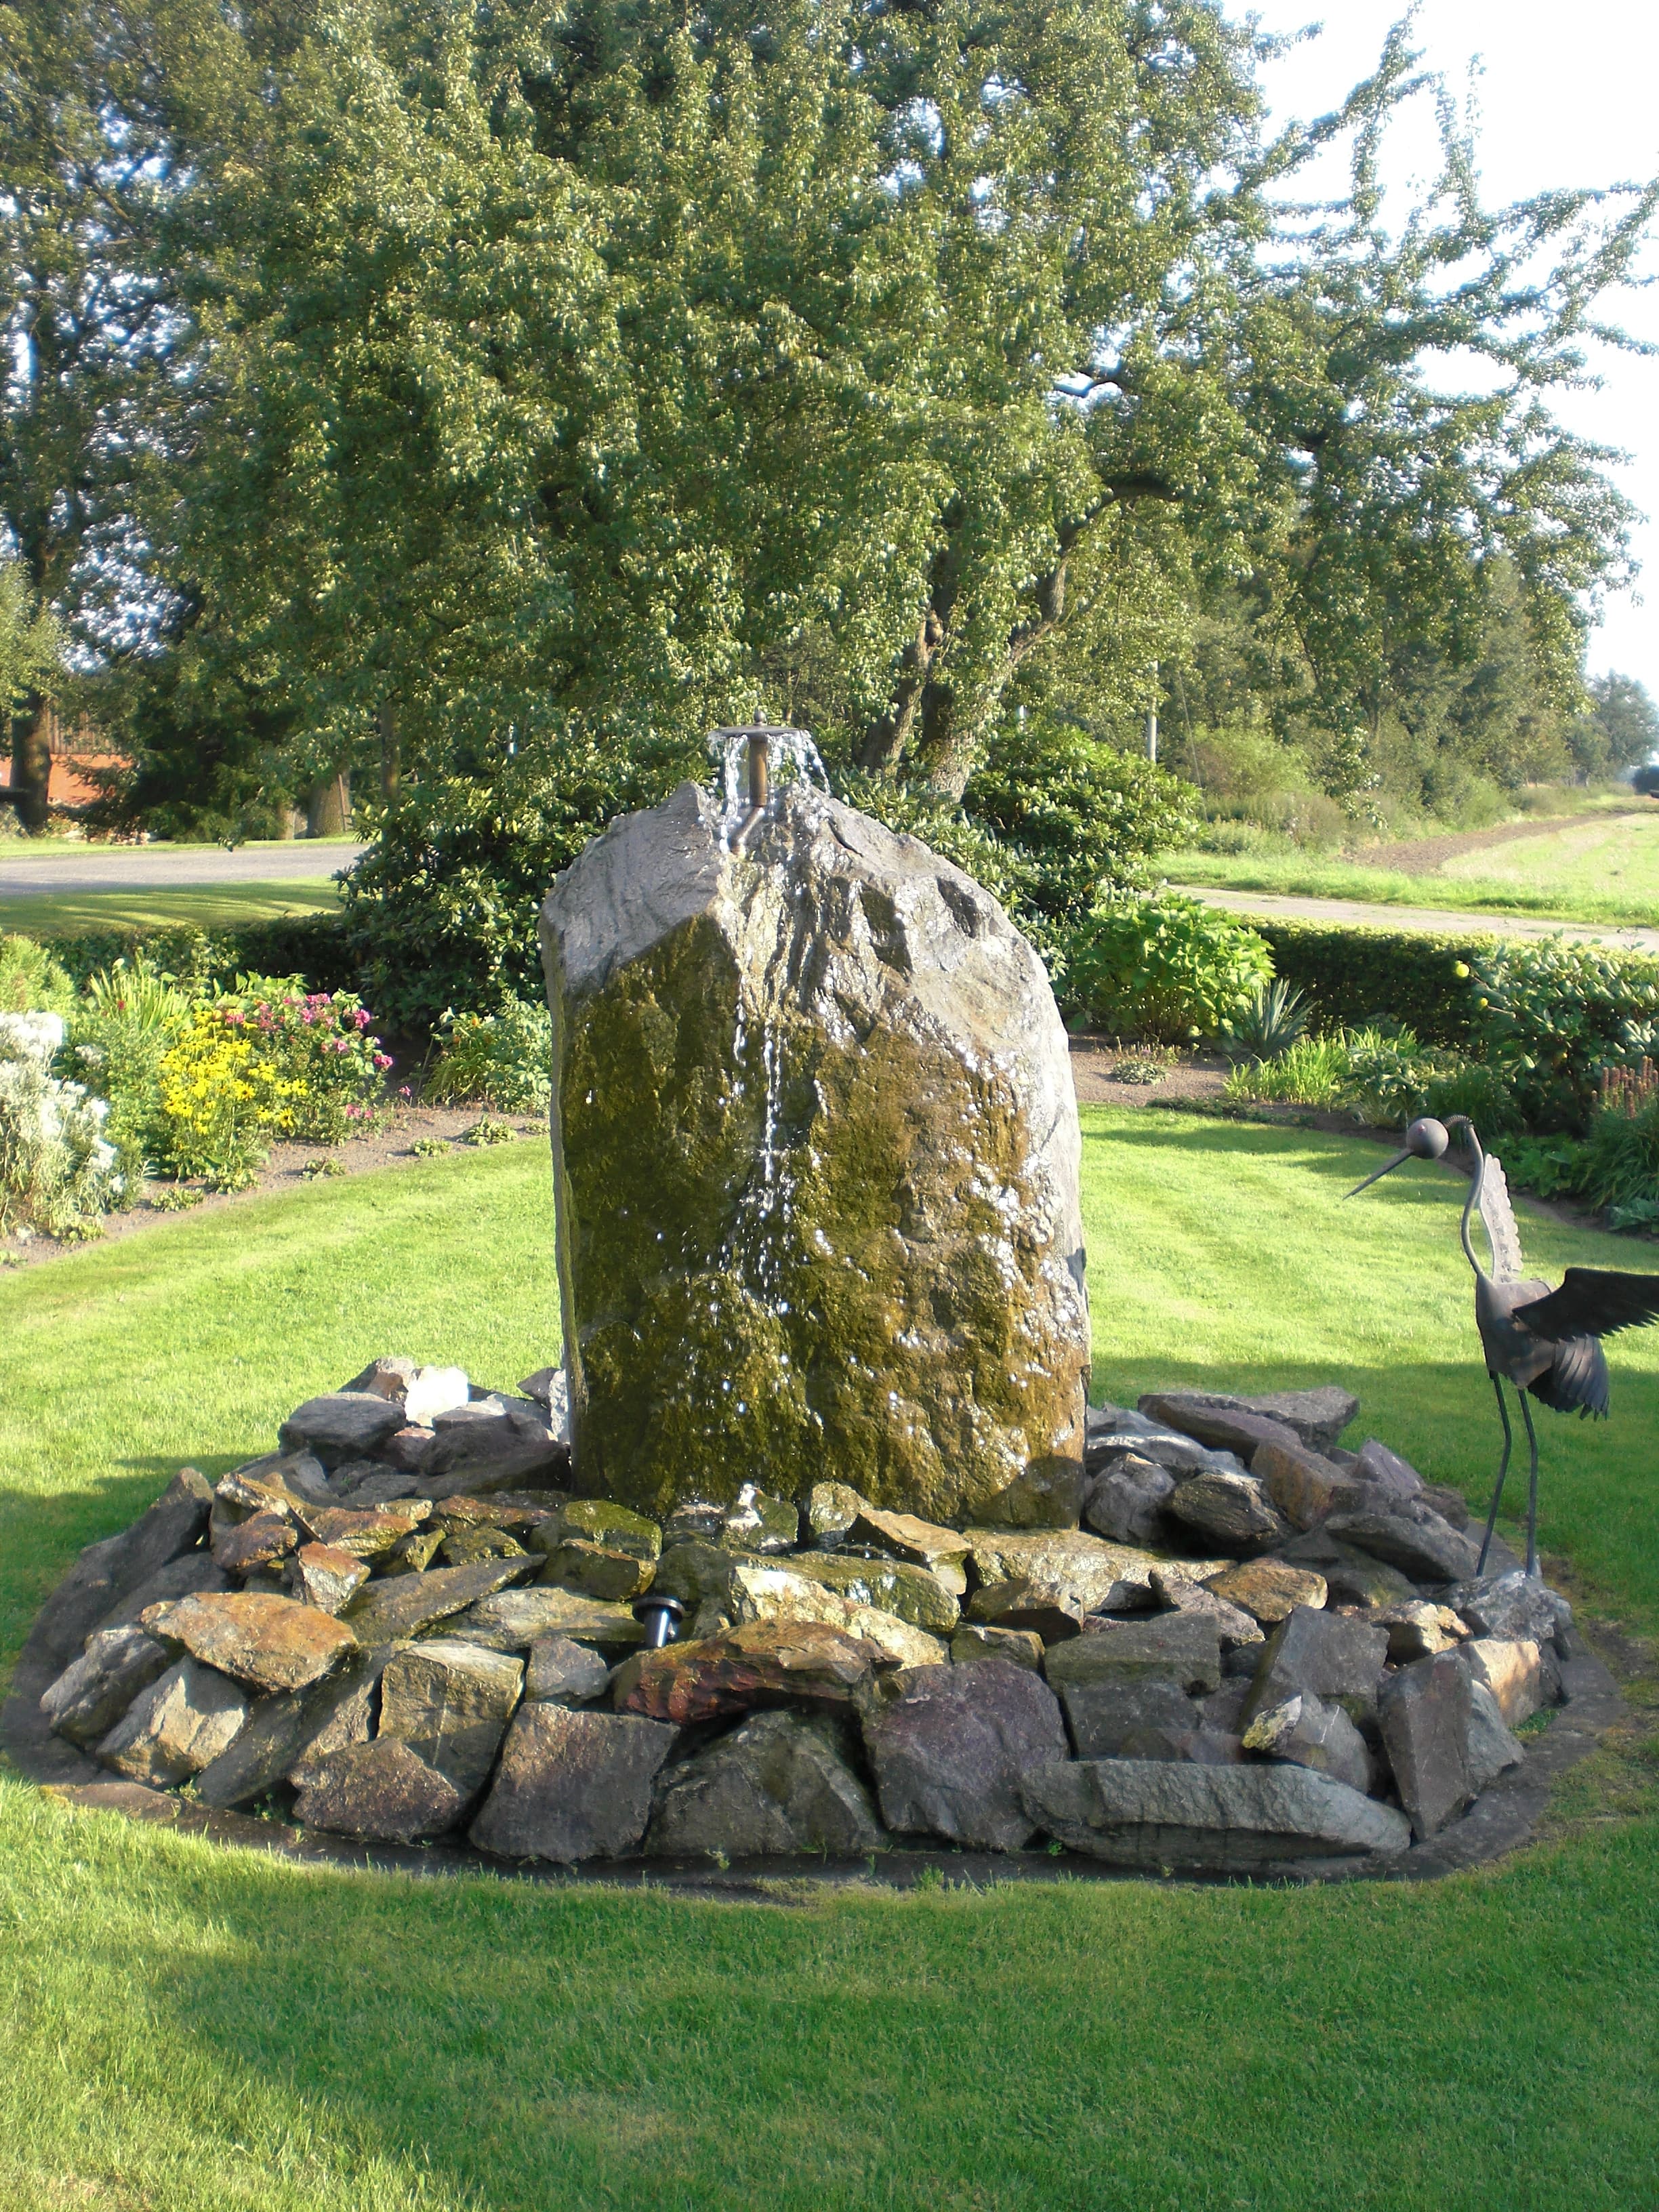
xmin=0 ymin=841 xmax=366 ymax=896
xmin=1186 ymin=884 xmax=1659 ymax=957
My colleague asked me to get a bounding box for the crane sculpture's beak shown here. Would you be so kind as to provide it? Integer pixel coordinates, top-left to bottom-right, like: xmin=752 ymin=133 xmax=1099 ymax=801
xmin=1343 ymin=1115 xmax=1451 ymax=1200
xmin=1344 ymin=1149 xmax=1411 ymax=1200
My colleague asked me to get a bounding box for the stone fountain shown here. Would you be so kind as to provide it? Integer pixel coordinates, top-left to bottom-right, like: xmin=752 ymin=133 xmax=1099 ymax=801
xmin=539 ymin=727 xmax=1091 ymax=1530
xmin=4 ymin=733 xmax=1622 ymax=1881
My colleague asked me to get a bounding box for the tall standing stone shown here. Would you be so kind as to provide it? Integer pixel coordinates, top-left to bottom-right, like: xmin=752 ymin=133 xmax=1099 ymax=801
xmin=540 ymin=777 xmax=1090 ymax=1526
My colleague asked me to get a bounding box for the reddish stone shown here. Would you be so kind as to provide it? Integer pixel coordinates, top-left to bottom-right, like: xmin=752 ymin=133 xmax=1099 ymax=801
xmin=211 ymin=1511 xmax=299 ymax=1575
xmin=613 ymin=1619 xmax=884 ymax=1725
xmin=295 ymin=1502 xmax=431 ymax=1558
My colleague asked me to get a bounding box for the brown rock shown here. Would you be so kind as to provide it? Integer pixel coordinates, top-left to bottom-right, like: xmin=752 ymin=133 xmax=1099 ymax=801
xmin=212 ymin=1511 xmax=298 ymax=1576
xmin=292 ymin=1740 xmax=465 ymax=1841
xmin=31 ymin=1468 xmax=214 ymax=1666
xmin=962 ymin=1529 xmax=1212 ymax=1612
xmin=950 ymin=1624 xmax=1045 ymax=1671
xmin=1276 ymin=1530 xmax=1417 ymax=1610
xmin=1149 ymin=1569 xmax=1265 ymax=1649
xmin=846 ymin=1506 xmax=971 ymax=1595
xmin=344 ymin=1556 xmax=535 ymax=1642
xmin=860 ymin=1660 xmax=1067 ymax=1851
xmin=613 ymin=1619 xmax=884 ymax=1725
xmin=722 ymin=1563 xmax=947 ymax=1668
xmin=97 ymin=1658 xmax=247 ymax=1784
xmin=539 ymin=1538 xmax=651 ymax=1601
xmin=295 ymin=1502 xmax=431 ymax=1559
xmin=1252 ymin=1437 xmax=1359 ymax=1530
xmin=141 ymin=1591 xmax=356 ymax=1692
xmin=1166 ymin=1471 xmax=1292 ymax=1555
xmin=89 ymin=1551 xmax=231 ymax=1638
xmin=380 ymin=1528 xmax=447 ymax=1576
xmin=469 ymin=1705 xmax=674 ymax=1860
xmin=216 ymin=1450 xmax=333 ymax=1515
xmin=767 ymin=1551 xmax=960 ymax=1632
xmin=432 ymin=1493 xmax=565 ymax=1535
xmin=443 ymin=1525 xmax=531 ymax=1568
xmin=964 ymin=1579 xmax=1084 ymax=1643
xmin=286 ymin=1650 xmax=395 ymax=1784
xmin=287 ymin=1542 xmax=370 ymax=1614
xmin=441 ymin=1586 xmax=646 ymax=1651
xmin=1083 ymin=1452 xmax=1176 ymax=1548
xmin=41 ymin=1625 xmax=172 ymax=1747
xmin=1458 ymin=1636 xmax=1544 ymax=1726
xmin=1204 ymin=1558 xmax=1328 ymax=1626
xmin=377 ymin=1639 xmax=524 ymax=1799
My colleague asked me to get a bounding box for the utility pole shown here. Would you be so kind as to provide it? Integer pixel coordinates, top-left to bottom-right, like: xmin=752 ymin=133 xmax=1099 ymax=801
xmin=1145 ymin=662 xmax=1159 ymax=764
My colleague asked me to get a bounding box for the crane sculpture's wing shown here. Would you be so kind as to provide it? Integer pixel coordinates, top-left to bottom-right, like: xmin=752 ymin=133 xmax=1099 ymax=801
xmin=1476 ymin=1152 xmax=1527 ymax=1284
xmin=1513 ymin=1267 xmax=1659 ymax=1342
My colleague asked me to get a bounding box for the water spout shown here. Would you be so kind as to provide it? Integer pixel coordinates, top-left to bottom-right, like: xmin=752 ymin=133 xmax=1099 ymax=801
xmin=709 ymin=722 xmax=829 ymax=851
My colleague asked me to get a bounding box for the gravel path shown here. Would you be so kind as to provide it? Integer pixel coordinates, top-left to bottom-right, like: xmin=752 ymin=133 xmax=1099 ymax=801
xmin=0 ymin=840 xmax=365 ymax=895
xmin=1186 ymin=883 xmax=1659 ymax=955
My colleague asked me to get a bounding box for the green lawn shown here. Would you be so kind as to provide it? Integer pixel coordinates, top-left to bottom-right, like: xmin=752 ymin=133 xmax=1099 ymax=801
xmin=1 ymin=1116 xmax=1656 ymax=2211
xmin=1160 ymin=816 xmax=1659 ymax=929
xmin=0 ymin=878 xmax=344 ymax=940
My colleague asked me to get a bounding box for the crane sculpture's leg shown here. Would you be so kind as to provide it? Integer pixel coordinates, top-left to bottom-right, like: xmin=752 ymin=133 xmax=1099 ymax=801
xmin=1518 ymin=1390 xmax=1542 ymax=1579
xmin=1475 ymin=1375 xmax=1514 ymax=1577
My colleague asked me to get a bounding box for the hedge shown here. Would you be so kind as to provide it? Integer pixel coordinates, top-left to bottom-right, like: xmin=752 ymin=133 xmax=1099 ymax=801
xmin=26 ymin=914 xmax=360 ymax=998
xmin=1251 ymin=918 xmax=1496 ymax=1046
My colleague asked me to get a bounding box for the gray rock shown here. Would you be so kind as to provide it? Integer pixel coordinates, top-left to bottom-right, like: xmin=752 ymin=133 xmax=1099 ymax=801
xmin=1449 ymin=1570 xmax=1569 ymax=1645
xmin=718 ymin=1484 xmax=800 ymax=1555
xmin=1466 ymin=1679 xmax=1526 ymax=1790
xmin=1419 ymin=1482 xmax=1471 ymax=1530
xmin=1058 ymin=1676 xmax=1196 ymax=1760
xmin=291 ymin=1740 xmax=465 ymax=1842
xmin=1243 ymin=1386 xmax=1359 ymax=1451
xmin=31 ymin=1469 xmax=215 ymax=1665
xmin=961 ymin=1529 xmax=1187 ymax=1613
xmin=1378 ymin=1652 xmax=1473 ymax=1839
xmin=1044 ymin=1614 xmax=1222 ymax=1696
xmin=647 ymin=1711 xmax=883 ymax=1857
xmin=540 ymin=776 xmax=1090 ymax=1527
xmin=340 ymin=1355 xmax=421 ymax=1399
xmin=287 ymin=1542 xmax=370 ymax=1614
xmin=525 ymin=1634 xmax=612 ymax=1703
xmin=278 ymin=1392 xmax=408 ymax=1468
xmin=1240 ymin=1690 xmax=1370 ymax=1794
xmin=859 ymin=1658 xmax=1067 ymax=1851
xmin=333 ymin=1467 xmax=427 ymax=1508
xmin=419 ymin=1400 xmax=567 ymax=1496
xmin=97 ymin=1658 xmax=247 ymax=1784
xmin=760 ymin=1551 xmax=960 ymax=1633
xmin=1374 ymin=1600 xmax=1468 ymax=1664
xmin=803 ymin=1483 xmax=864 ymax=1548
xmin=1166 ymin=1471 xmax=1292 ymax=1556
xmin=1322 ymin=1504 xmax=1480 ymax=1584
xmin=1353 ymin=1437 xmax=1425 ymax=1499
xmin=844 ymin=1505 xmax=970 ymax=1593
xmin=40 ymin=1625 xmax=171 ymax=1747
xmin=1136 ymin=1394 xmax=1305 ymax=1460
xmin=1022 ymin=1757 xmax=1410 ymax=1866
xmin=1244 ymin=1606 xmax=1389 ymax=1727
xmin=443 ymin=1586 xmax=647 ymax=1650
xmin=950 ymin=1624 xmax=1045 ymax=1671
xmin=1083 ymin=1454 xmax=1176 ymax=1547
xmin=469 ymin=1705 xmax=675 ymax=1861
xmin=286 ymin=1650 xmax=395 ymax=1784
xmin=1275 ymin=1529 xmax=1417 ymax=1610
xmin=377 ymin=1639 xmax=525 ymax=1799
xmin=195 ymin=1686 xmax=320 ymax=1809
xmin=219 ymin=1448 xmax=335 ymax=1510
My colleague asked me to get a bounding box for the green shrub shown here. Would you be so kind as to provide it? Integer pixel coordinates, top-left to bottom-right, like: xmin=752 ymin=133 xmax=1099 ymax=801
xmin=1471 ymin=939 xmax=1659 ymax=1132
xmin=425 ymin=1000 xmax=552 ymax=1111
xmin=1248 ymin=920 xmax=1490 ymax=1046
xmin=0 ymin=1012 xmax=123 ymax=1235
xmin=61 ymin=959 xmax=192 ymax=1183
xmin=1062 ymin=896 xmax=1273 ymax=1042
xmin=1218 ymin=980 xmax=1309 ymax=1061
xmin=207 ymin=979 xmax=393 ymax=1144
xmin=0 ymin=933 xmax=75 ymax=1017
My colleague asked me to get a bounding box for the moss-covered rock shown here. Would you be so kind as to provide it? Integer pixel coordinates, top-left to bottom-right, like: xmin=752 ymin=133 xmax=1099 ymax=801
xmin=541 ymin=781 xmax=1090 ymax=1525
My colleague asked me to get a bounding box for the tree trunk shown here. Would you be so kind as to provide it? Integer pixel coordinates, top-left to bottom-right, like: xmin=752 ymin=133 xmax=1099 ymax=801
xmin=306 ymin=772 xmax=352 ymax=838
xmin=8 ymin=693 xmax=54 ymax=833
xmin=378 ymin=700 xmax=401 ymax=804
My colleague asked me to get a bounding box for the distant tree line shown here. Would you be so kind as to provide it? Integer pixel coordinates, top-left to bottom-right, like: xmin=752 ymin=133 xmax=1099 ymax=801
xmin=2 ymin=0 xmax=1656 ymax=844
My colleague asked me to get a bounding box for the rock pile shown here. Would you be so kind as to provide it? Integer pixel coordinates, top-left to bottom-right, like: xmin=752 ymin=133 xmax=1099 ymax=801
xmin=29 ymin=1360 xmax=1601 ymax=1876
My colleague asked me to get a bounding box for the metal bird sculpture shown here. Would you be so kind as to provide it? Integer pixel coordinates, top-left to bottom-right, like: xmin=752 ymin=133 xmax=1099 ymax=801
xmin=1347 ymin=1115 xmax=1659 ymax=1578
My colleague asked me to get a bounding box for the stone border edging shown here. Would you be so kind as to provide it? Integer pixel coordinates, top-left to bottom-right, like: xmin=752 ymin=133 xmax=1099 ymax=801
xmin=1 ymin=1607 xmax=1627 ymax=1900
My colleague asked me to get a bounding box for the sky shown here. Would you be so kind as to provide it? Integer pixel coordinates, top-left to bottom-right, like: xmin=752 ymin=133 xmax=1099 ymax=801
xmin=1242 ymin=1 xmax=1659 ymax=697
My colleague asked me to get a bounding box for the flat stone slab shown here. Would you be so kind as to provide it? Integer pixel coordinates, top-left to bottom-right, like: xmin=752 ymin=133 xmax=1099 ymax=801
xmin=1022 ymin=1758 xmax=1412 ymax=1868
xmin=140 ymin=1591 xmax=356 ymax=1692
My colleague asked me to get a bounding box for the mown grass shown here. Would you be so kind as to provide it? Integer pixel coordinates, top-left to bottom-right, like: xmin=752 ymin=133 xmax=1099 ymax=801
xmin=1160 ymin=823 xmax=1659 ymax=929
xmin=1 ymin=1117 xmax=1656 ymax=2212
xmin=0 ymin=878 xmax=344 ymax=939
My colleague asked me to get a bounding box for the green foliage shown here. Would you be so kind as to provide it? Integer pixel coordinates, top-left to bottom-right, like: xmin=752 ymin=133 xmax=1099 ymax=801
xmin=1218 ymin=980 xmax=1309 ymax=1061
xmin=207 ymin=980 xmax=393 ymax=1145
xmin=0 ymin=933 xmax=74 ymax=1016
xmin=1063 ymin=896 xmax=1272 ymax=1043
xmin=1472 ymin=940 xmax=1659 ymax=1133
xmin=425 ymin=1001 xmax=552 ymax=1113
xmin=1221 ymin=1033 xmax=1351 ymax=1109
xmin=62 ymin=959 xmax=190 ymax=1181
xmin=1571 ymin=674 xmax=1659 ymax=781
xmin=1251 ymin=921 xmax=1488 ymax=1045
xmin=339 ymin=742 xmax=691 ymax=1031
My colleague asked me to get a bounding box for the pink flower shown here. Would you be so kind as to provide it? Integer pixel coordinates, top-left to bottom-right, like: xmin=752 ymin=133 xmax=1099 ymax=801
xmin=397 ymin=1084 xmax=413 ymax=1100
xmin=354 ymin=1008 xmax=371 ymax=1029
xmin=373 ymin=1052 xmax=393 ymax=1070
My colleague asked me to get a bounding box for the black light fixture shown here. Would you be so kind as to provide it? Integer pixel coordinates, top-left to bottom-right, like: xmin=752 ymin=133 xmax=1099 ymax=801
xmin=632 ymin=1593 xmax=686 ymax=1650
